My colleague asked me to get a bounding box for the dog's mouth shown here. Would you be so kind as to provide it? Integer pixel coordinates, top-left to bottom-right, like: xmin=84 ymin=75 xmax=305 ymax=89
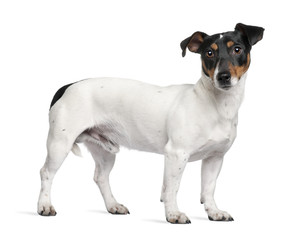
xmin=214 ymin=76 xmax=240 ymax=91
xmin=214 ymin=81 xmax=233 ymax=91
xmin=219 ymin=85 xmax=232 ymax=91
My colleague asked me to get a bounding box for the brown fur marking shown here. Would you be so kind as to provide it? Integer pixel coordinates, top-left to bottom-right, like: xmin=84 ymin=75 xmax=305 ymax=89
xmin=210 ymin=43 xmax=218 ymax=51
xmin=227 ymin=41 xmax=234 ymax=48
xmin=228 ymin=53 xmax=250 ymax=79
xmin=202 ymin=60 xmax=215 ymax=79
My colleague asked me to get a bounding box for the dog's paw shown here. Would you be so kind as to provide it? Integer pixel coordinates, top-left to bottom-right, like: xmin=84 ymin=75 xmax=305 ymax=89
xmin=107 ymin=203 xmax=130 ymax=215
xmin=166 ymin=211 xmax=191 ymax=224
xmin=37 ymin=204 xmax=57 ymax=216
xmin=207 ymin=209 xmax=233 ymax=221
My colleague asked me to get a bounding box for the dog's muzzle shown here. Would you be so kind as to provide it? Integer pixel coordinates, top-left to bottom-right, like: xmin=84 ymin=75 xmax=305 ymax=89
xmin=216 ymin=71 xmax=232 ymax=90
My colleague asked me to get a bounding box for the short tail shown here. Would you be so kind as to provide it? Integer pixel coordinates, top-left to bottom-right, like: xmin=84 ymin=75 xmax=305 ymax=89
xmin=71 ymin=143 xmax=82 ymax=157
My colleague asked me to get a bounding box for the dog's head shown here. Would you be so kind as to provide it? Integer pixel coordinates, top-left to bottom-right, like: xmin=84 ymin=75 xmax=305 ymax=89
xmin=181 ymin=23 xmax=264 ymax=91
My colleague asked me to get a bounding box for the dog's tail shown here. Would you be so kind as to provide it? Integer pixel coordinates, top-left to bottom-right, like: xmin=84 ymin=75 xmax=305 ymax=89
xmin=71 ymin=143 xmax=82 ymax=157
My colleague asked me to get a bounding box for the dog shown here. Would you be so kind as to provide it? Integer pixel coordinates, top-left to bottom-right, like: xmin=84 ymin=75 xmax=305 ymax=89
xmin=38 ymin=23 xmax=264 ymax=224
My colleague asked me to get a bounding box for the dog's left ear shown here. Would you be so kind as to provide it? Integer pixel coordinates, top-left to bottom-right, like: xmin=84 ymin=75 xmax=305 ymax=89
xmin=235 ymin=23 xmax=264 ymax=46
xmin=180 ymin=32 xmax=208 ymax=57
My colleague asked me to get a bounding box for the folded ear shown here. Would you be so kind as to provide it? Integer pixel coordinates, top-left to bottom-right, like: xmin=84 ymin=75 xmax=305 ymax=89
xmin=235 ymin=23 xmax=264 ymax=46
xmin=180 ymin=31 xmax=208 ymax=57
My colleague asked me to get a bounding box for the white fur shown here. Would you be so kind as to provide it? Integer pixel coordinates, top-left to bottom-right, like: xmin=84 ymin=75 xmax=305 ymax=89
xmin=38 ymin=67 xmax=247 ymax=222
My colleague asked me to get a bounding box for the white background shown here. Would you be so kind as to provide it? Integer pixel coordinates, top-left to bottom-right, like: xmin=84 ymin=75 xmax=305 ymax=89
xmin=1 ymin=0 xmax=306 ymax=239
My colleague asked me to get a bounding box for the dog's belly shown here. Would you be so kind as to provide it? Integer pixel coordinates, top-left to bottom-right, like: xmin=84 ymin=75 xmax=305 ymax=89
xmin=78 ymin=123 xmax=168 ymax=154
xmin=119 ymin=121 xmax=169 ymax=154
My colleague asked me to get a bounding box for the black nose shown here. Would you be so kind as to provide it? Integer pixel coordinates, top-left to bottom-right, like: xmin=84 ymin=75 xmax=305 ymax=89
xmin=217 ymin=71 xmax=231 ymax=83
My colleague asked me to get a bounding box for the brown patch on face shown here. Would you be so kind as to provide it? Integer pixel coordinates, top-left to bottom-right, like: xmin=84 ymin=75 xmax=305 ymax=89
xmin=202 ymin=60 xmax=215 ymax=80
xmin=228 ymin=53 xmax=250 ymax=79
xmin=210 ymin=43 xmax=218 ymax=51
xmin=227 ymin=41 xmax=234 ymax=48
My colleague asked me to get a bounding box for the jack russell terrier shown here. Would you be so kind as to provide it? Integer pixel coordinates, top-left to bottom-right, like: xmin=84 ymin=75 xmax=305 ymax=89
xmin=38 ymin=23 xmax=264 ymax=224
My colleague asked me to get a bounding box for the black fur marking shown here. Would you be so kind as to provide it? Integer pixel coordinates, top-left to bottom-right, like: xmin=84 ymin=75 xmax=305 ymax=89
xmin=49 ymin=82 xmax=75 ymax=110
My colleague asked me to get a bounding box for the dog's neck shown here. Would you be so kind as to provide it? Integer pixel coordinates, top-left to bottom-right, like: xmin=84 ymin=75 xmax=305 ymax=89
xmin=195 ymin=72 xmax=247 ymax=120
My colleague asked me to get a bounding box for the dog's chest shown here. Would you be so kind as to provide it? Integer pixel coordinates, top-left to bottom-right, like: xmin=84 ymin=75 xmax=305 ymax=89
xmin=190 ymin=118 xmax=237 ymax=161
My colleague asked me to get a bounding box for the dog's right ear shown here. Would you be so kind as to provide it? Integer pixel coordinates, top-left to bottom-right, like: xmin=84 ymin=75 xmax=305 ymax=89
xmin=180 ymin=32 xmax=207 ymax=57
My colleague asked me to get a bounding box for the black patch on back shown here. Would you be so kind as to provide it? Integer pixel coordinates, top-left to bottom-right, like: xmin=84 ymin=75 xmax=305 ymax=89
xmin=49 ymin=82 xmax=75 ymax=110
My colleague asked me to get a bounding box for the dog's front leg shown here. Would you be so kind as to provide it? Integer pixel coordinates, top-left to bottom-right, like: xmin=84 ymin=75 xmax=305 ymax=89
xmin=200 ymin=156 xmax=234 ymax=221
xmin=162 ymin=147 xmax=191 ymax=224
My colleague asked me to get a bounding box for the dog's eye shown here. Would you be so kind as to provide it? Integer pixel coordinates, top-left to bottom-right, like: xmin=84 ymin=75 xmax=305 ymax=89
xmin=233 ymin=47 xmax=242 ymax=55
xmin=206 ymin=50 xmax=214 ymax=58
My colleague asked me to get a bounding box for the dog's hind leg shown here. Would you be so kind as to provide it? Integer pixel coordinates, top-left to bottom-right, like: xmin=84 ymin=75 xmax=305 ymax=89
xmin=37 ymin=133 xmax=74 ymax=216
xmin=85 ymin=142 xmax=129 ymax=215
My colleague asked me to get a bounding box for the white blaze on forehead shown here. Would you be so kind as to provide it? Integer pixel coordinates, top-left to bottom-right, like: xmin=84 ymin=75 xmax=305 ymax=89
xmin=219 ymin=34 xmax=223 ymax=39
